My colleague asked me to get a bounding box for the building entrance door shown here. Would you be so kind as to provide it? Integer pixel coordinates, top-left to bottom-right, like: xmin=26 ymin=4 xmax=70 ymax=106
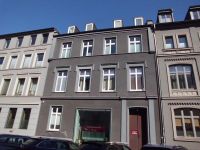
xmin=129 ymin=107 xmax=147 ymax=150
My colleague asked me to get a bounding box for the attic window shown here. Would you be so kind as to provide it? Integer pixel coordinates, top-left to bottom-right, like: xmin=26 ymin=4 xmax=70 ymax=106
xmin=191 ymin=10 xmax=200 ymax=20
xmin=159 ymin=14 xmax=172 ymax=23
xmin=134 ymin=17 xmax=144 ymax=26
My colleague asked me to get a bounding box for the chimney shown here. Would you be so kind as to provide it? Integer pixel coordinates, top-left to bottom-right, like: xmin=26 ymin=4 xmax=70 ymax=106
xmin=114 ymin=20 xmax=123 ymax=28
xmin=85 ymin=23 xmax=97 ymax=31
xmin=67 ymin=26 xmax=79 ymax=34
xmin=146 ymin=20 xmax=154 ymax=25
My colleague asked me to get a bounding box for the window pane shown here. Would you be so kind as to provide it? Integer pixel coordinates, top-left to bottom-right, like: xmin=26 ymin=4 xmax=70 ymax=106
xmin=35 ymin=53 xmax=44 ymax=67
xmin=137 ymin=74 xmax=143 ymax=90
xmin=174 ymin=109 xmax=181 ymax=116
xmin=85 ymin=77 xmax=90 ymax=91
xmin=18 ymin=37 xmax=23 ymax=47
xmin=79 ymin=77 xmax=84 ymax=91
xmin=175 ymin=118 xmax=184 ymax=136
xmin=178 ymin=74 xmax=186 ymax=89
xmin=170 ymin=74 xmax=178 ymax=89
xmin=103 ymin=76 xmax=108 ymax=91
xmin=19 ymin=108 xmax=31 ymax=129
xmin=194 ymin=118 xmax=200 ymax=137
xmin=165 ymin=36 xmax=174 ymax=49
xmin=28 ymin=78 xmax=38 ymax=96
xmin=178 ymin=35 xmax=188 ymax=48
xmin=110 ymin=76 xmax=115 ymax=90
xmin=131 ymin=75 xmax=136 ymax=90
xmin=31 ymin=35 xmax=37 ymax=45
xmin=1 ymin=79 xmax=10 ymax=95
xmin=5 ymin=108 xmax=17 ymax=128
xmin=185 ymin=118 xmax=194 ymax=137
xmin=10 ymin=56 xmax=17 ymax=69
xmin=42 ymin=33 xmax=49 ymax=44
xmin=23 ymin=55 xmax=31 ymax=68
xmin=15 ymin=79 xmax=25 ymax=95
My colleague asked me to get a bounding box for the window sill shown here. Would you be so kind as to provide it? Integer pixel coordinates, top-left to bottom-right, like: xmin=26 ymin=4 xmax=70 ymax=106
xmin=46 ymin=129 xmax=60 ymax=132
xmin=128 ymin=90 xmax=145 ymax=92
xmin=100 ymin=91 xmax=117 ymax=93
xmin=162 ymin=47 xmax=192 ymax=51
xmin=174 ymin=137 xmax=200 ymax=142
xmin=75 ymin=91 xmax=90 ymax=93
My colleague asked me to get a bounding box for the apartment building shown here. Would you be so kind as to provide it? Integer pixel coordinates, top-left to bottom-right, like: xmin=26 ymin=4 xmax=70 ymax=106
xmin=155 ymin=5 xmax=200 ymax=150
xmin=36 ymin=20 xmax=160 ymax=150
xmin=0 ymin=28 xmax=58 ymax=135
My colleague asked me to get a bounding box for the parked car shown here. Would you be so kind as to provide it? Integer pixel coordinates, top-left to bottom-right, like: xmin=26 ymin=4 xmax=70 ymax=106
xmin=79 ymin=141 xmax=131 ymax=150
xmin=20 ymin=136 xmax=79 ymax=150
xmin=0 ymin=134 xmax=30 ymax=150
xmin=141 ymin=144 xmax=188 ymax=150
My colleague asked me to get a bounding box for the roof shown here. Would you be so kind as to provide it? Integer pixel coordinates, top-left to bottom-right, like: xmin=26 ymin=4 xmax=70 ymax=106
xmin=0 ymin=27 xmax=59 ymax=39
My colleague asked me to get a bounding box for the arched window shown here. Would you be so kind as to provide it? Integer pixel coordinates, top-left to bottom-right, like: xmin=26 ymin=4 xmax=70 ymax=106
xmin=173 ymin=108 xmax=200 ymax=138
xmin=169 ymin=64 xmax=196 ymax=90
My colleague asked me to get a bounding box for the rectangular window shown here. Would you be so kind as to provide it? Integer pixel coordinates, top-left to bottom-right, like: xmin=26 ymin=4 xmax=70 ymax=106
xmin=173 ymin=108 xmax=200 ymax=138
xmin=30 ymin=35 xmax=37 ymax=45
xmin=165 ymin=36 xmax=174 ymax=49
xmin=82 ymin=40 xmax=93 ymax=56
xmin=5 ymin=108 xmax=17 ymax=128
xmin=19 ymin=108 xmax=31 ymax=129
xmin=78 ymin=69 xmax=91 ymax=92
xmin=55 ymin=70 xmax=68 ymax=92
xmin=102 ymin=68 xmax=115 ymax=91
xmin=191 ymin=10 xmax=200 ymax=20
xmin=9 ymin=56 xmax=18 ymax=69
xmin=48 ymin=106 xmax=62 ymax=131
xmin=42 ymin=33 xmax=49 ymax=44
xmin=17 ymin=37 xmax=23 ymax=47
xmin=22 ymin=54 xmax=32 ymax=68
xmin=104 ymin=37 xmax=116 ymax=54
xmin=35 ymin=53 xmax=44 ymax=67
xmin=178 ymin=35 xmax=188 ymax=48
xmin=60 ymin=43 xmax=72 ymax=58
xmin=15 ymin=78 xmax=25 ymax=96
xmin=4 ymin=38 xmax=11 ymax=49
xmin=129 ymin=66 xmax=144 ymax=91
xmin=160 ymin=14 xmax=172 ymax=23
xmin=1 ymin=79 xmax=11 ymax=95
xmin=0 ymin=57 xmax=4 ymax=69
xmin=28 ymin=78 xmax=38 ymax=96
xmin=129 ymin=35 xmax=142 ymax=53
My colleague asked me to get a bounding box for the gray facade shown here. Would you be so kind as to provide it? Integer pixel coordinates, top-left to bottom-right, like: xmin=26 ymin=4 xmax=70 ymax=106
xmin=36 ymin=24 xmax=160 ymax=150
xmin=0 ymin=28 xmax=58 ymax=135
xmin=155 ymin=6 xmax=200 ymax=150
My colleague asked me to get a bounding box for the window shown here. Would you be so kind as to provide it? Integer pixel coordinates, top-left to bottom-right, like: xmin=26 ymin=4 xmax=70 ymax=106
xmin=169 ymin=65 xmax=196 ymax=90
xmin=82 ymin=40 xmax=93 ymax=56
xmin=78 ymin=69 xmax=91 ymax=92
xmin=30 ymin=35 xmax=37 ymax=45
xmin=1 ymin=79 xmax=11 ymax=95
xmin=0 ymin=57 xmax=4 ymax=69
xmin=134 ymin=17 xmax=144 ymax=26
xmin=178 ymin=35 xmax=188 ymax=48
xmin=9 ymin=56 xmax=18 ymax=69
xmin=55 ymin=70 xmax=68 ymax=92
xmin=22 ymin=54 xmax=32 ymax=68
xmin=129 ymin=66 xmax=144 ymax=91
xmin=19 ymin=108 xmax=31 ymax=129
xmin=102 ymin=68 xmax=115 ymax=91
xmin=4 ymin=38 xmax=11 ymax=48
xmin=104 ymin=37 xmax=116 ymax=54
xmin=173 ymin=108 xmax=200 ymax=138
xmin=17 ymin=37 xmax=23 ymax=47
xmin=165 ymin=36 xmax=174 ymax=49
xmin=28 ymin=78 xmax=38 ymax=96
xmin=35 ymin=53 xmax=44 ymax=67
xmin=48 ymin=106 xmax=62 ymax=131
xmin=15 ymin=78 xmax=25 ymax=96
xmin=191 ymin=10 xmax=200 ymax=20
xmin=60 ymin=43 xmax=72 ymax=58
xmin=129 ymin=35 xmax=142 ymax=53
xmin=5 ymin=108 xmax=17 ymax=128
xmin=42 ymin=33 xmax=49 ymax=44
xmin=160 ymin=14 xmax=172 ymax=23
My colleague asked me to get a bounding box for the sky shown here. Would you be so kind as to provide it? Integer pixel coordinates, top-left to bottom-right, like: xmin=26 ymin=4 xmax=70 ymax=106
xmin=0 ymin=0 xmax=199 ymax=35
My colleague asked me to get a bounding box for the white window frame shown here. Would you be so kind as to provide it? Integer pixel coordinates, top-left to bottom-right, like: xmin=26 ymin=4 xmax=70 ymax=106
xmin=101 ymin=66 xmax=116 ymax=92
xmin=134 ymin=17 xmax=144 ymax=26
xmin=8 ymin=55 xmax=18 ymax=69
xmin=0 ymin=57 xmax=5 ymax=70
xmin=54 ymin=70 xmax=68 ymax=92
xmin=22 ymin=54 xmax=32 ymax=68
xmin=0 ymin=78 xmax=11 ymax=96
xmin=34 ymin=52 xmax=45 ymax=67
xmin=14 ymin=78 xmax=26 ymax=96
xmin=164 ymin=35 xmax=175 ymax=49
xmin=77 ymin=67 xmax=92 ymax=92
xmin=171 ymin=107 xmax=200 ymax=140
xmin=160 ymin=14 xmax=172 ymax=23
xmin=177 ymin=34 xmax=189 ymax=48
xmin=60 ymin=42 xmax=72 ymax=58
xmin=128 ymin=35 xmax=142 ymax=53
xmin=27 ymin=77 xmax=39 ymax=96
xmin=104 ymin=37 xmax=117 ymax=55
xmin=82 ymin=40 xmax=93 ymax=56
xmin=127 ymin=64 xmax=145 ymax=91
xmin=48 ymin=105 xmax=63 ymax=131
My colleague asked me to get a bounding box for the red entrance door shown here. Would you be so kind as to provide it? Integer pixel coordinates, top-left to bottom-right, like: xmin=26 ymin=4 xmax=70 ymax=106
xmin=129 ymin=114 xmax=142 ymax=150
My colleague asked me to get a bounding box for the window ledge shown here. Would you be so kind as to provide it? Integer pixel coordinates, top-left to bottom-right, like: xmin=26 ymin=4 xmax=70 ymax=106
xmin=128 ymin=90 xmax=145 ymax=92
xmin=174 ymin=137 xmax=200 ymax=142
xmin=75 ymin=91 xmax=90 ymax=93
xmin=162 ymin=47 xmax=192 ymax=51
xmin=100 ymin=91 xmax=117 ymax=93
xmin=46 ymin=129 xmax=60 ymax=132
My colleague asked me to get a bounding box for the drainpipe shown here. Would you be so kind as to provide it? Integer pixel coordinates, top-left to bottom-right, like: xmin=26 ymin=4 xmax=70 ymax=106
xmin=152 ymin=24 xmax=165 ymax=144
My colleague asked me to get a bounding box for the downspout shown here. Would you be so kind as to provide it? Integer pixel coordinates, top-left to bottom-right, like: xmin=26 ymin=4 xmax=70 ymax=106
xmin=152 ymin=24 xmax=165 ymax=144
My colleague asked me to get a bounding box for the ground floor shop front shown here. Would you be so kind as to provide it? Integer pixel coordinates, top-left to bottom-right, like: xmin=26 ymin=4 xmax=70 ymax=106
xmin=36 ymin=98 xmax=160 ymax=150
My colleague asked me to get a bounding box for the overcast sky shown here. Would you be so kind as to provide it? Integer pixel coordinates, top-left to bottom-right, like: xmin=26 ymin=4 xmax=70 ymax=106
xmin=0 ymin=0 xmax=199 ymax=34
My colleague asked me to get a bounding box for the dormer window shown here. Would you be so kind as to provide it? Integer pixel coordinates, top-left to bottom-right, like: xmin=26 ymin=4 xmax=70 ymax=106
xmin=190 ymin=10 xmax=200 ymax=20
xmin=134 ymin=17 xmax=144 ymax=26
xmin=159 ymin=14 xmax=172 ymax=23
